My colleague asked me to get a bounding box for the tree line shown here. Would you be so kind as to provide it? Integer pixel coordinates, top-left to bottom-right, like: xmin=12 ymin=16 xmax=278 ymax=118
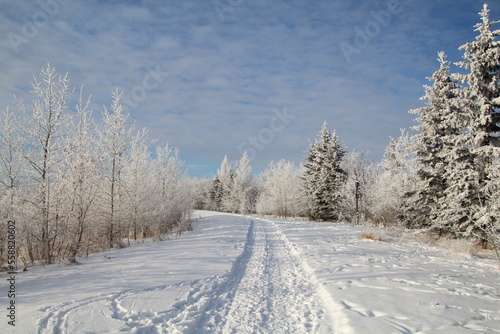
xmin=194 ymin=4 xmax=499 ymax=248
xmin=0 ymin=65 xmax=191 ymax=266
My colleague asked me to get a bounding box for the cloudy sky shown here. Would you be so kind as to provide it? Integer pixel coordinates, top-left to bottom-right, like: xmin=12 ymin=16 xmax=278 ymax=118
xmin=1 ymin=0 xmax=499 ymax=176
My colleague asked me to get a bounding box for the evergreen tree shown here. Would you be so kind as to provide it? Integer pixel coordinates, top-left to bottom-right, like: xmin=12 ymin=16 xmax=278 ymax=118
xmin=209 ymin=176 xmax=223 ymax=211
xmin=442 ymin=4 xmax=500 ymax=235
xmin=303 ymin=122 xmax=346 ymax=221
xmin=406 ymin=52 xmax=463 ymax=229
xmin=455 ymin=4 xmax=500 ymax=151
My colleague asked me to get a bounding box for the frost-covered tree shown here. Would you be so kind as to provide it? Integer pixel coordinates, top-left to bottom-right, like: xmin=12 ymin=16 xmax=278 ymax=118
xmin=256 ymin=159 xmax=303 ymax=218
xmin=231 ymin=152 xmax=254 ymax=214
xmin=151 ymin=144 xmax=190 ymax=238
xmin=188 ymin=177 xmax=213 ymax=210
xmin=0 ymin=107 xmax=22 ymax=264
xmin=340 ymin=151 xmax=379 ymax=224
xmin=209 ymin=176 xmax=224 ymax=211
xmin=440 ymin=4 xmax=500 ymax=236
xmin=205 ymin=156 xmax=234 ymax=212
xmin=406 ymin=52 xmax=463 ymax=229
xmin=374 ymin=130 xmax=416 ymax=226
xmin=470 ymin=151 xmax=499 ymax=264
xmin=58 ymin=93 xmax=100 ymax=262
xmin=0 ymin=107 xmax=21 ymax=212
xmin=217 ymin=155 xmax=234 ymax=212
xmin=15 ymin=64 xmax=72 ymax=264
xmin=303 ymin=122 xmax=346 ymax=221
xmin=0 ymin=65 xmax=193 ymax=265
xmin=455 ymin=4 xmax=500 ymax=151
xmin=122 ymin=130 xmax=152 ymax=242
xmin=97 ymin=89 xmax=135 ymax=248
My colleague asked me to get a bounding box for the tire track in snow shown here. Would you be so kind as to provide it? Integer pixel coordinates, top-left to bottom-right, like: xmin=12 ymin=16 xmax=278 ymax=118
xmin=162 ymin=217 xmax=335 ymax=333
xmin=259 ymin=218 xmax=355 ymax=334
xmin=218 ymin=219 xmax=330 ymax=334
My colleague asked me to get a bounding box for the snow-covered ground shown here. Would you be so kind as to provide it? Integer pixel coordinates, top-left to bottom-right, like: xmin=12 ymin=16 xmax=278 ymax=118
xmin=1 ymin=211 xmax=499 ymax=333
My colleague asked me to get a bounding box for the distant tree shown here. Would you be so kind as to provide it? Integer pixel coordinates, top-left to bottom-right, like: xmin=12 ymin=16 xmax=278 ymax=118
xmin=209 ymin=176 xmax=223 ymax=211
xmin=340 ymin=151 xmax=379 ymax=224
xmin=188 ymin=177 xmax=213 ymax=210
xmin=215 ymin=155 xmax=234 ymax=212
xmin=374 ymin=130 xmax=416 ymax=226
xmin=231 ymin=152 xmax=254 ymax=214
xmin=213 ymin=156 xmax=233 ymax=212
xmin=151 ymin=144 xmax=188 ymax=238
xmin=256 ymin=159 xmax=303 ymax=218
xmin=302 ymin=122 xmax=346 ymax=221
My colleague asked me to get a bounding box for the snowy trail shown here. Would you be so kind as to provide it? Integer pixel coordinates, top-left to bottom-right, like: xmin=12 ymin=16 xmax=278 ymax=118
xmin=217 ymin=218 xmax=335 ymax=334
xmin=35 ymin=216 xmax=341 ymax=334
xmin=4 ymin=211 xmax=498 ymax=333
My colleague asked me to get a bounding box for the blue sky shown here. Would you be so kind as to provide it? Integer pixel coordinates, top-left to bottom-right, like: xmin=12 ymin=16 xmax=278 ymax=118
xmin=1 ymin=0 xmax=499 ymax=176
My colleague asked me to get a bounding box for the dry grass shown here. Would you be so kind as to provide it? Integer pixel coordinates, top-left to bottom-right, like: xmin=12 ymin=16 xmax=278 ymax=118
xmin=359 ymin=228 xmax=388 ymax=242
xmin=414 ymin=232 xmax=481 ymax=257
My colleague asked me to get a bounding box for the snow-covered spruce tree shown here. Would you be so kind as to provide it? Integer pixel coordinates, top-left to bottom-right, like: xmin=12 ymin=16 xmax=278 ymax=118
xmin=208 ymin=156 xmax=232 ymax=212
xmin=256 ymin=159 xmax=303 ymax=218
xmin=339 ymin=151 xmax=379 ymax=224
xmin=230 ymin=152 xmax=254 ymax=214
xmin=404 ymin=52 xmax=463 ymax=230
xmin=209 ymin=176 xmax=224 ymax=211
xmin=456 ymin=3 xmax=500 ymax=151
xmin=442 ymin=4 xmax=500 ymax=236
xmin=470 ymin=151 xmax=499 ymax=264
xmin=97 ymin=89 xmax=135 ymax=248
xmin=374 ymin=130 xmax=416 ymax=226
xmin=302 ymin=122 xmax=346 ymax=221
xmin=15 ymin=64 xmax=72 ymax=264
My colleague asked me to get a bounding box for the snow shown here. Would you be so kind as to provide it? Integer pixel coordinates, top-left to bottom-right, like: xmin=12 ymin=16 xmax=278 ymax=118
xmin=1 ymin=211 xmax=499 ymax=333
